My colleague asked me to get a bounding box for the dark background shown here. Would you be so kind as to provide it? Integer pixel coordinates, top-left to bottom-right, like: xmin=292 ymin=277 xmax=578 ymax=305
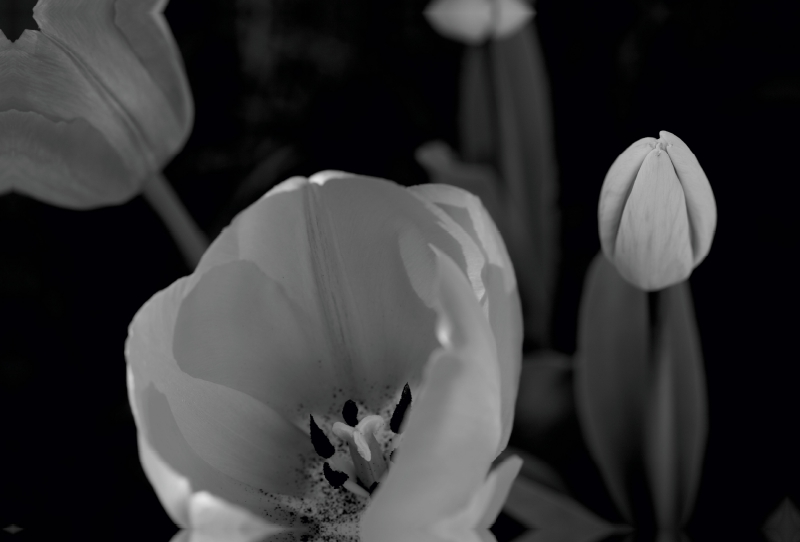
xmin=1 ymin=0 xmax=798 ymax=540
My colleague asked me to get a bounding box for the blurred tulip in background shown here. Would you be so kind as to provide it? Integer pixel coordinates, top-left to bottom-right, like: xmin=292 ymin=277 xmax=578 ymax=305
xmin=598 ymin=131 xmax=717 ymax=291
xmin=0 ymin=0 xmax=193 ymax=209
xmin=125 ymin=172 xmax=524 ymax=541
xmin=421 ymin=0 xmax=559 ymax=350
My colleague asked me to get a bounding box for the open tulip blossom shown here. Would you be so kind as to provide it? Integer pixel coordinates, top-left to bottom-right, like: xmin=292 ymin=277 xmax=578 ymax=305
xmin=598 ymin=131 xmax=717 ymax=291
xmin=0 ymin=0 xmax=193 ymax=209
xmin=125 ymin=171 xmax=524 ymax=541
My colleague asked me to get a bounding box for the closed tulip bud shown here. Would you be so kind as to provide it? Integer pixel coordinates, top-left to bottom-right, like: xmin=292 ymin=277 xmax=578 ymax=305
xmin=598 ymin=131 xmax=717 ymax=291
xmin=424 ymin=0 xmax=534 ymax=45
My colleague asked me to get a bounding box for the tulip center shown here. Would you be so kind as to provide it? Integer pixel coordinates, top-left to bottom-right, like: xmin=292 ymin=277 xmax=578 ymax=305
xmin=311 ymin=383 xmax=412 ymax=498
xmin=262 ymin=383 xmax=412 ymax=540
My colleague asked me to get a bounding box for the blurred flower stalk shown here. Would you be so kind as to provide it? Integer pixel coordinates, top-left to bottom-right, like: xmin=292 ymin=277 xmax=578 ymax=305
xmin=421 ymin=0 xmax=559 ymax=350
xmin=126 ymin=172 xmax=526 ymax=541
xmin=0 ymin=0 xmax=207 ymax=267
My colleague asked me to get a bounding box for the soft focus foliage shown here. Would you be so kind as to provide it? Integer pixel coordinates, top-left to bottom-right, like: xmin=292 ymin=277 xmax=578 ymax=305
xmin=0 ymin=0 xmax=193 ymax=208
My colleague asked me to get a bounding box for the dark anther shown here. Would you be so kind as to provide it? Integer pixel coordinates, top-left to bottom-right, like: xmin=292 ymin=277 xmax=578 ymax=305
xmin=390 ymin=449 xmax=395 ymax=462
xmin=389 ymin=383 xmax=412 ymax=433
xmin=323 ymin=461 xmax=349 ymax=488
xmin=342 ymin=399 xmax=359 ymax=427
xmin=309 ymin=415 xmax=335 ymax=459
xmin=368 ymin=481 xmax=379 ymax=494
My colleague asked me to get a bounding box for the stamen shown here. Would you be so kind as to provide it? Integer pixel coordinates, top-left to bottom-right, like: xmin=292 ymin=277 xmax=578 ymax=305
xmin=309 ymin=415 xmax=335 ymax=459
xmin=389 ymin=383 xmax=412 ymax=433
xmin=322 ymin=461 xmax=349 ymax=488
xmin=332 ymin=415 xmax=388 ymax=493
xmin=342 ymin=399 xmax=359 ymax=426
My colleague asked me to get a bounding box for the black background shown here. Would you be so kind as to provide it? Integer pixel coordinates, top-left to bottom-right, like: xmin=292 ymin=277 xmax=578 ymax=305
xmin=1 ymin=0 xmax=798 ymax=540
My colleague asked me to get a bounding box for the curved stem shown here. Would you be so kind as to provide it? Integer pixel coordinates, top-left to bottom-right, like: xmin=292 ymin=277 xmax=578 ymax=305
xmin=142 ymin=172 xmax=208 ymax=269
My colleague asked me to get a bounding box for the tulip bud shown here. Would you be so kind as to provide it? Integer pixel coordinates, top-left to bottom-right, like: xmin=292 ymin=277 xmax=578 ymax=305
xmin=598 ymin=131 xmax=717 ymax=291
xmin=424 ymin=0 xmax=534 ymax=45
xmin=0 ymin=0 xmax=193 ymax=209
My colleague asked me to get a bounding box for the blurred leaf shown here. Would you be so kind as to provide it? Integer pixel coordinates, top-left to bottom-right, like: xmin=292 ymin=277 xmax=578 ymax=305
xmin=494 ymin=444 xmax=571 ymax=496
xmin=489 ymin=24 xmax=559 ymax=348
xmin=459 ymin=45 xmax=496 ymax=164
xmin=644 ymin=281 xmax=708 ymax=528
xmin=574 ymin=253 xmax=650 ymax=523
xmin=763 ymin=498 xmax=800 ymax=542
xmin=513 ymin=349 xmax=574 ymax=447
xmin=501 ymin=474 xmax=630 ymax=542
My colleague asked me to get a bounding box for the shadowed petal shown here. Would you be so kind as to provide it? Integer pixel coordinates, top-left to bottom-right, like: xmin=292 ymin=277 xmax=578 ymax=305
xmin=126 ymin=276 xmax=319 ymax=513
xmin=361 ymin=248 xmax=501 ymax=537
xmin=33 ymin=0 xmax=191 ymax=166
xmin=196 ymin=173 xmax=491 ymax=414
xmin=598 ymin=137 xmax=657 ymax=259
xmin=661 ymin=131 xmax=716 ymax=265
xmin=0 ymin=110 xmax=136 ymax=207
xmin=173 ymin=260 xmax=338 ymax=424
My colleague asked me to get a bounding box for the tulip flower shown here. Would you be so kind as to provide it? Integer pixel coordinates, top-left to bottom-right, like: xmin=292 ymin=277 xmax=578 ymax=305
xmin=423 ymin=0 xmax=534 ymax=45
xmin=0 ymin=0 xmax=193 ymax=209
xmin=598 ymin=131 xmax=717 ymax=291
xmin=125 ymin=171 xmax=524 ymax=541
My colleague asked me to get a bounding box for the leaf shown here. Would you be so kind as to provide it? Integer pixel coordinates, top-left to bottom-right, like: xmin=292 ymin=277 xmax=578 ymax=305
xmin=501 ymin=474 xmax=630 ymax=542
xmin=490 ymin=25 xmax=559 ymax=348
xmin=644 ymin=281 xmax=708 ymax=528
xmin=574 ymin=253 xmax=651 ymax=523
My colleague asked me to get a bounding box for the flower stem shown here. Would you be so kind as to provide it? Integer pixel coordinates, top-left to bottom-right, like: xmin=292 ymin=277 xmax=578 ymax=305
xmin=142 ymin=172 xmax=208 ymax=269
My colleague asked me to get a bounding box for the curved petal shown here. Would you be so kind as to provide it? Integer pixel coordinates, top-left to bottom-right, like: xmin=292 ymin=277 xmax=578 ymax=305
xmin=660 ymin=131 xmax=716 ymax=266
xmin=0 ymin=110 xmax=137 ymax=208
xmin=0 ymin=31 xmax=148 ymax=206
xmin=184 ymin=492 xmax=290 ymax=542
xmin=361 ymin=248 xmax=501 ymax=536
xmin=614 ymin=146 xmax=693 ymax=291
xmin=125 ymin=276 xmax=322 ymax=526
xmin=113 ymin=0 xmax=194 ymax=141
xmin=196 ymin=173 xmax=488 ymax=416
xmin=409 ymin=182 xmax=522 ymax=455
xmin=598 ymin=137 xmax=657 ymax=260
xmin=33 ymin=0 xmax=191 ymax=166
xmin=173 ymin=260 xmax=339 ymax=425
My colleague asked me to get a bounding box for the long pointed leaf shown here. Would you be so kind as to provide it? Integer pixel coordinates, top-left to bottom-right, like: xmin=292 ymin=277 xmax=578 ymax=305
xmin=574 ymin=253 xmax=650 ymax=523
xmin=490 ymin=23 xmax=559 ymax=348
xmin=645 ymin=281 xmax=708 ymax=528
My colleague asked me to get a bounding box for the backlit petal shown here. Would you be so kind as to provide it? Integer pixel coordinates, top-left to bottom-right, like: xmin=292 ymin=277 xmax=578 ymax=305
xmin=362 ymin=248 xmax=501 ymax=535
xmin=409 ymin=183 xmax=522 ymax=454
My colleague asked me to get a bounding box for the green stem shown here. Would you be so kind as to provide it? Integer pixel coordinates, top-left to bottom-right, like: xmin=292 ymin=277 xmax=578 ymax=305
xmin=142 ymin=172 xmax=208 ymax=269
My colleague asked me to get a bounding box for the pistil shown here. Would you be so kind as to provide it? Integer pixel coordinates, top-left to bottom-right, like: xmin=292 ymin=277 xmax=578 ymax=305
xmin=332 ymin=415 xmax=389 ymax=493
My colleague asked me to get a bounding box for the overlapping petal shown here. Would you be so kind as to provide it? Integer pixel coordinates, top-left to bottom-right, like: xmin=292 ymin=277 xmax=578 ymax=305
xmin=125 ymin=172 xmax=523 ymax=537
xmin=0 ymin=0 xmax=193 ymax=208
xmin=408 ymin=183 xmax=522 ymax=455
xmin=361 ymin=248 xmax=519 ymax=541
